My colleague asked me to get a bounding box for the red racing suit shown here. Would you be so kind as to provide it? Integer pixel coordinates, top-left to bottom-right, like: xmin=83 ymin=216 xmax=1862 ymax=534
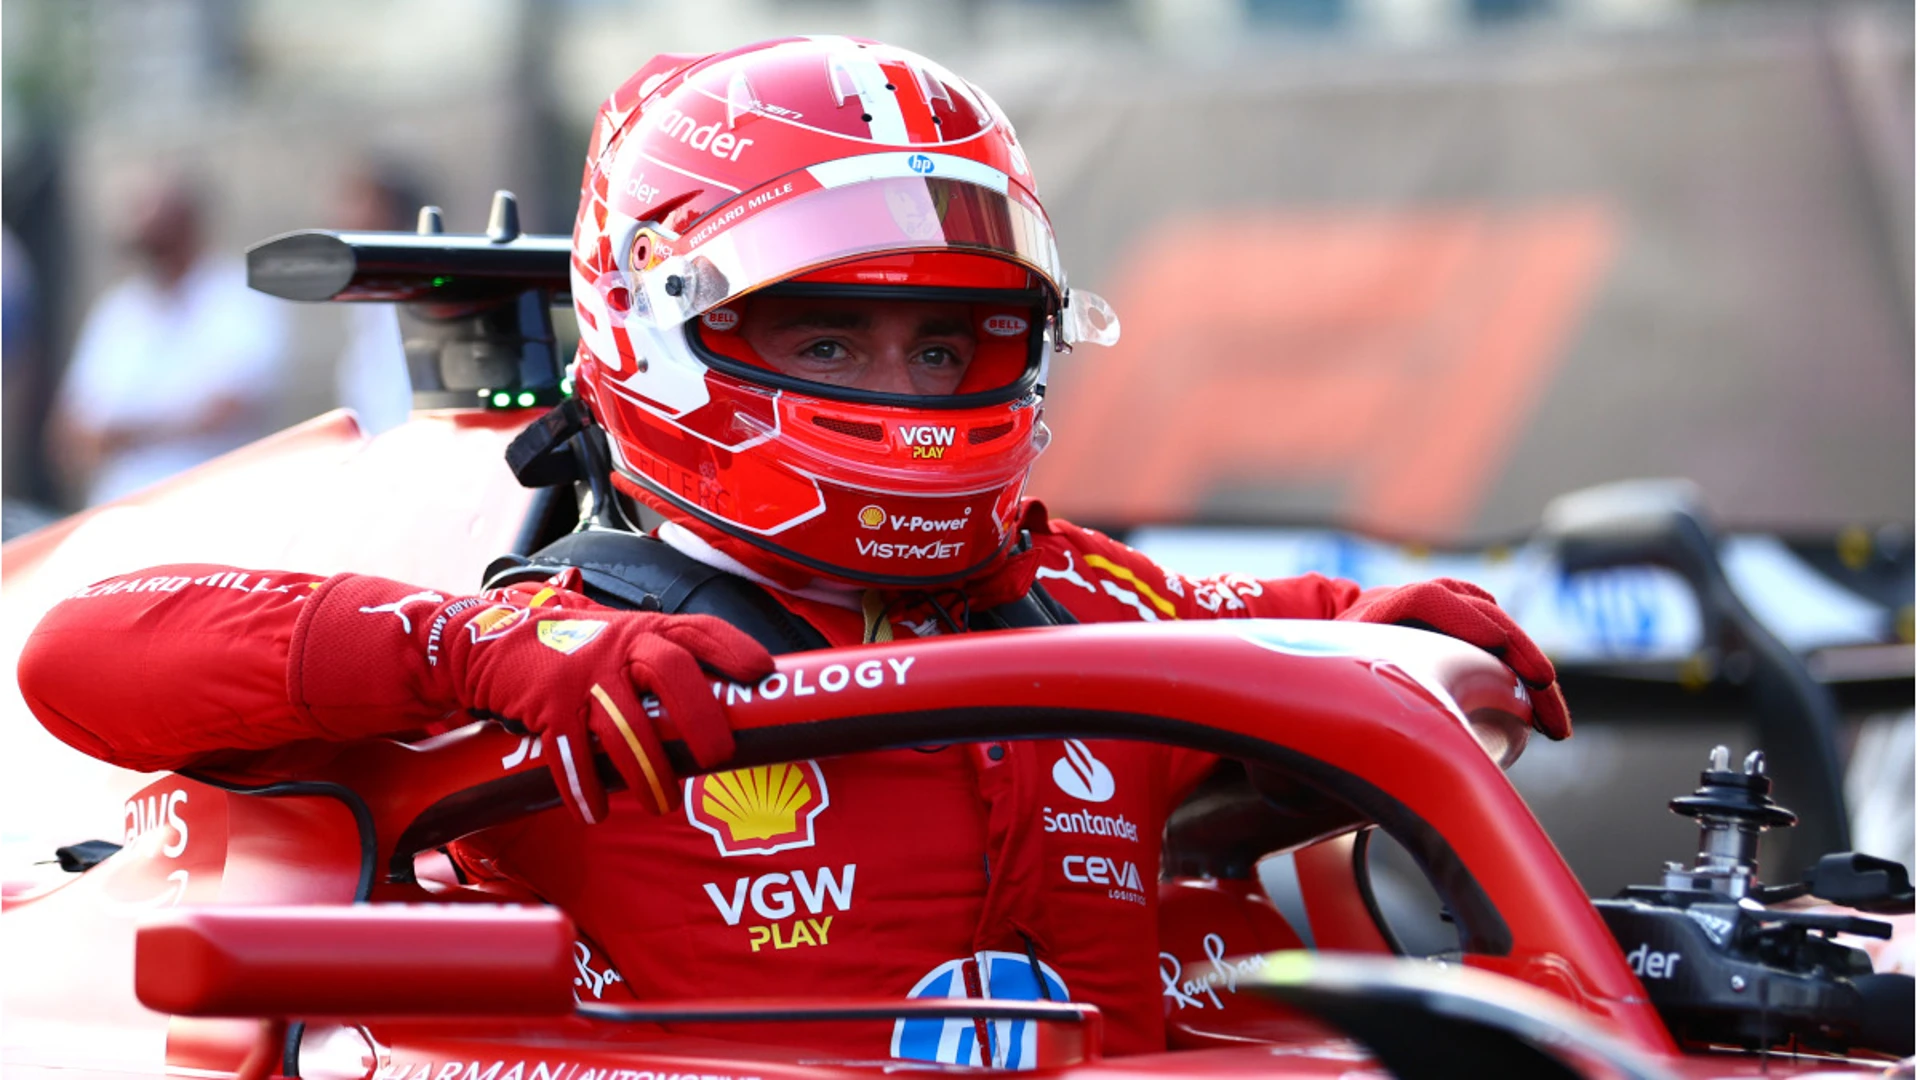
xmin=19 ymin=507 xmax=1362 ymax=1066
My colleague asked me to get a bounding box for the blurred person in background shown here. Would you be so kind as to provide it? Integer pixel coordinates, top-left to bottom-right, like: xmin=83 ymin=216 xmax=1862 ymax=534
xmin=3 ymin=226 xmax=38 ymax=403
xmin=48 ymin=170 xmax=288 ymax=506
xmin=2 ymin=225 xmax=58 ymax=537
xmin=332 ymin=156 xmax=423 ymax=436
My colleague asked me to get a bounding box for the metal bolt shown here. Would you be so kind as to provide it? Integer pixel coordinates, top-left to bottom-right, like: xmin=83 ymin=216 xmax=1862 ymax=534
xmin=1730 ymin=975 xmax=1747 ymax=992
xmin=1709 ymin=745 xmax=1730 ymax=771
xmin=1743 ymin=750 xmax=1766 ymax=776
xmin=664 ymin=275 xmax=685 ymax=297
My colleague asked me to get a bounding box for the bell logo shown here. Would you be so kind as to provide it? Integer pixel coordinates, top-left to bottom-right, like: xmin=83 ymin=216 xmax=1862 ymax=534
xmin=701 ymin=307 xmax=739 ymax=332
xmin=982 ymin=315 xmax=1028 ymax=337
xmin=687 ymin=761 xmax=831 ymax=857
xmin=858 ymin=505 xmax=888 ymax=530
xmin=1052 ymin=739 xmax=1116 ymax=803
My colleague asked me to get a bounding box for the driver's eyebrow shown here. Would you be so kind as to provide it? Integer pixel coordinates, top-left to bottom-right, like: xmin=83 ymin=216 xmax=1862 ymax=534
xmin=772 ymin=310 xmax=869 ymax=332
xmin=915 ymin=317 xmax=972 ymax=338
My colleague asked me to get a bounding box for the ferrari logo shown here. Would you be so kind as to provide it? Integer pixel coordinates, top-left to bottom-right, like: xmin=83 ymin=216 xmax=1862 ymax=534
xmin=537 ymin=619 xmax=607 ymax=655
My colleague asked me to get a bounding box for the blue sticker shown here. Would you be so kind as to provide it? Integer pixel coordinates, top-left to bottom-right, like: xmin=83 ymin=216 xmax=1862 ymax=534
xmin=893 ymin=951 xmax=1070 ymax=1069
xmin=1238 ymin=625 xmax=1360 ymax=658
xmin=907 ymin=153 xmax=936 ymax=175
xmin=1556 ymin=568 xmax=1662 ymax=654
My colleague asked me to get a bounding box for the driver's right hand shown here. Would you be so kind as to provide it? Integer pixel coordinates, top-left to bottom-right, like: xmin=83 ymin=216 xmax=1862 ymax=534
xmin=293 ymin=576 xmax=774 ymax=824
xmin=454 ymin=603 xmax=774 ymax=824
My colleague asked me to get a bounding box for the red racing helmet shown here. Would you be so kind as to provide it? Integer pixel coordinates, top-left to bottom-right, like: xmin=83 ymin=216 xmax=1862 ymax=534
xmin=569 ymin=37 xmax=1118 ymax=589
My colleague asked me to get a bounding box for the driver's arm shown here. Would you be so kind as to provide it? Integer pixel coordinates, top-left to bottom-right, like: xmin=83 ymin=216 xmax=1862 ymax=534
xmin=1034 ymin=518 xmax=1365 ymax=624
xmin=18 ymin=564 xmax=773 ymax=823
xmin=1036 ymin=516 xmax=1569 ymax=741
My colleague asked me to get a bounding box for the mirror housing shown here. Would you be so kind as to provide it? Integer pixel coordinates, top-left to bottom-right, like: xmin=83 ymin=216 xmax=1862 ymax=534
xmin=136 ymin=905 xmax=576 ymax=1018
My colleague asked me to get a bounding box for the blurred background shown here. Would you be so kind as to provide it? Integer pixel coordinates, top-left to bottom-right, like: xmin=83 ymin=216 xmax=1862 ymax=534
xmin=1 ymin=0 xmax=1912 ymax=918
xmin=4 ymin=0 xmax=1911 ymax=530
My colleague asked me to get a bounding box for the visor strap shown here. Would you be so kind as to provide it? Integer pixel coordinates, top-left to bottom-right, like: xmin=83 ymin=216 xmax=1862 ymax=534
xmin=861 ymin=590 xmax=895 ymax=645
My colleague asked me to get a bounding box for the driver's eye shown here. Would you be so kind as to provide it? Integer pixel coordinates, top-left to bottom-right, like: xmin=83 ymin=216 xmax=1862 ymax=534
xmin=802 ymin=341 xmax=847 ymax=361
xmin=915 ymin=347 xmax=959 ymax=368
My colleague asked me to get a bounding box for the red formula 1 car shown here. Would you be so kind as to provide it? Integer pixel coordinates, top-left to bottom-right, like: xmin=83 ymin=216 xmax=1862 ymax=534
xmin=2 ymin=215 xmax=1912 ymax=1080
xmin=4 ymin=593 xmax=1913 ymax=1078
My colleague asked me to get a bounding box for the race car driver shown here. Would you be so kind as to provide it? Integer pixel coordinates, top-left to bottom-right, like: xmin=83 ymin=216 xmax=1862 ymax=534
xmin=17 ymin=37 xmax=1571 ymax=1068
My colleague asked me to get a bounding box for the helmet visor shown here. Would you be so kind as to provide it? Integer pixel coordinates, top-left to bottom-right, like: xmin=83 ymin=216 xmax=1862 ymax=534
xmin=690 ymin=290 xmax=1043 ymax=404
xmin=630 ymin=172 xmax=1063 ymax=327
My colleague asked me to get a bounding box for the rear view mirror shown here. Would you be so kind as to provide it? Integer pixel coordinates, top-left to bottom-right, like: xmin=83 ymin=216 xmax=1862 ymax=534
xmin=136 ymin=905 xmax=576 ymax=1018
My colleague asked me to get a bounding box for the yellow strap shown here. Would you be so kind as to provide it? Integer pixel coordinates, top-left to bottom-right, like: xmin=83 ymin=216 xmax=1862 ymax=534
xmin=861 ymin=590 xmax=895 ymax=645
xmin=590 ymin=683 xmax=671 ymax=814
xmin=1084 ymin=554 xmax=1180 ymax=618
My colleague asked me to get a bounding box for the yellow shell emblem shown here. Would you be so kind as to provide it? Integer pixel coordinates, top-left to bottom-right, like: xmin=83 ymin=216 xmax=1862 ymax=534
xmin=700 ymin=764 xmax=816 ymax=842
xmin=858 ymin=505 xmax=887 ymax=529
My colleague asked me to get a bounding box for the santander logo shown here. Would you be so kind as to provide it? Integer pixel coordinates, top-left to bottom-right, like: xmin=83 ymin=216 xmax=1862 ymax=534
xmin=1052 ymin=739 xmax=1115 ymax=803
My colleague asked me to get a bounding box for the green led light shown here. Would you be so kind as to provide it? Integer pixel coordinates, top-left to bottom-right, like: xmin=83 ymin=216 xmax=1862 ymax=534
xmin=560 ymin=377 xmax=575 ymax=397
xmin=492 ymin=392 xmax=512 ymax=408
xmin=1261 ymin=951 xmax=1315 ymax=986
xmin=431 ymin=275 xmax=450 ymax=287
xmin=517 ymin=391 xmax=537 ymax=407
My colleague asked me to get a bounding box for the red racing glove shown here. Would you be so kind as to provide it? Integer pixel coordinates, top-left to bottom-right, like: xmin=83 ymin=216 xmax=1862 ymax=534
xmin=292 ymin=576 xmax=775 ymax=824
xmin=1337 ymin=578 xmax=1571 ymax=740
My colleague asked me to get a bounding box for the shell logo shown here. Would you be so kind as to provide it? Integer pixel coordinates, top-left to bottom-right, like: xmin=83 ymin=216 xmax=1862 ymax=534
xmin=857 ymin=505 xmax=887 ymax=530
xmin=686 ymin=761 xmax=830 ymax=857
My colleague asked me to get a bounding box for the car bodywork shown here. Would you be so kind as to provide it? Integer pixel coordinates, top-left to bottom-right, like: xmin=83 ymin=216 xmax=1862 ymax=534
xmin=1 ymin=437 xmax=1906 ymax=1075
xmin=2 ymin=215 xmax=1908 ymax=1079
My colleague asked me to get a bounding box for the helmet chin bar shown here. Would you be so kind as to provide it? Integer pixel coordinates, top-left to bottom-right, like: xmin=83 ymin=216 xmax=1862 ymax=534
xmin=616 ymin=469 xmax=1020 ymax=590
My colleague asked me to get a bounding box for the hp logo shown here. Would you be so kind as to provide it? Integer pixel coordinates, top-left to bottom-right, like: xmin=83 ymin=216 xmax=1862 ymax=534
xmin=907 ymin=154 xmax=935 ymax=175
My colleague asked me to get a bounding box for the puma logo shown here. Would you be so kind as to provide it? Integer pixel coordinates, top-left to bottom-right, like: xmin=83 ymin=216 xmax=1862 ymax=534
xmin=1036 ymin=551 xmax=1096 ymax=594
xmin=358 ymin=590 xmax=445 ymax=634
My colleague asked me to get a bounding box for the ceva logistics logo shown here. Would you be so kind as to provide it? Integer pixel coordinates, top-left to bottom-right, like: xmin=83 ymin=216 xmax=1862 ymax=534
xmin=687 ymin=761 xmax=831 ymax=857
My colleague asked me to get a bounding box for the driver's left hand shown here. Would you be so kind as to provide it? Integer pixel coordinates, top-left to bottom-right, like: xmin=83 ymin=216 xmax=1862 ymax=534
xmin=1337 ymin=578 xmax=1571 ymax=740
